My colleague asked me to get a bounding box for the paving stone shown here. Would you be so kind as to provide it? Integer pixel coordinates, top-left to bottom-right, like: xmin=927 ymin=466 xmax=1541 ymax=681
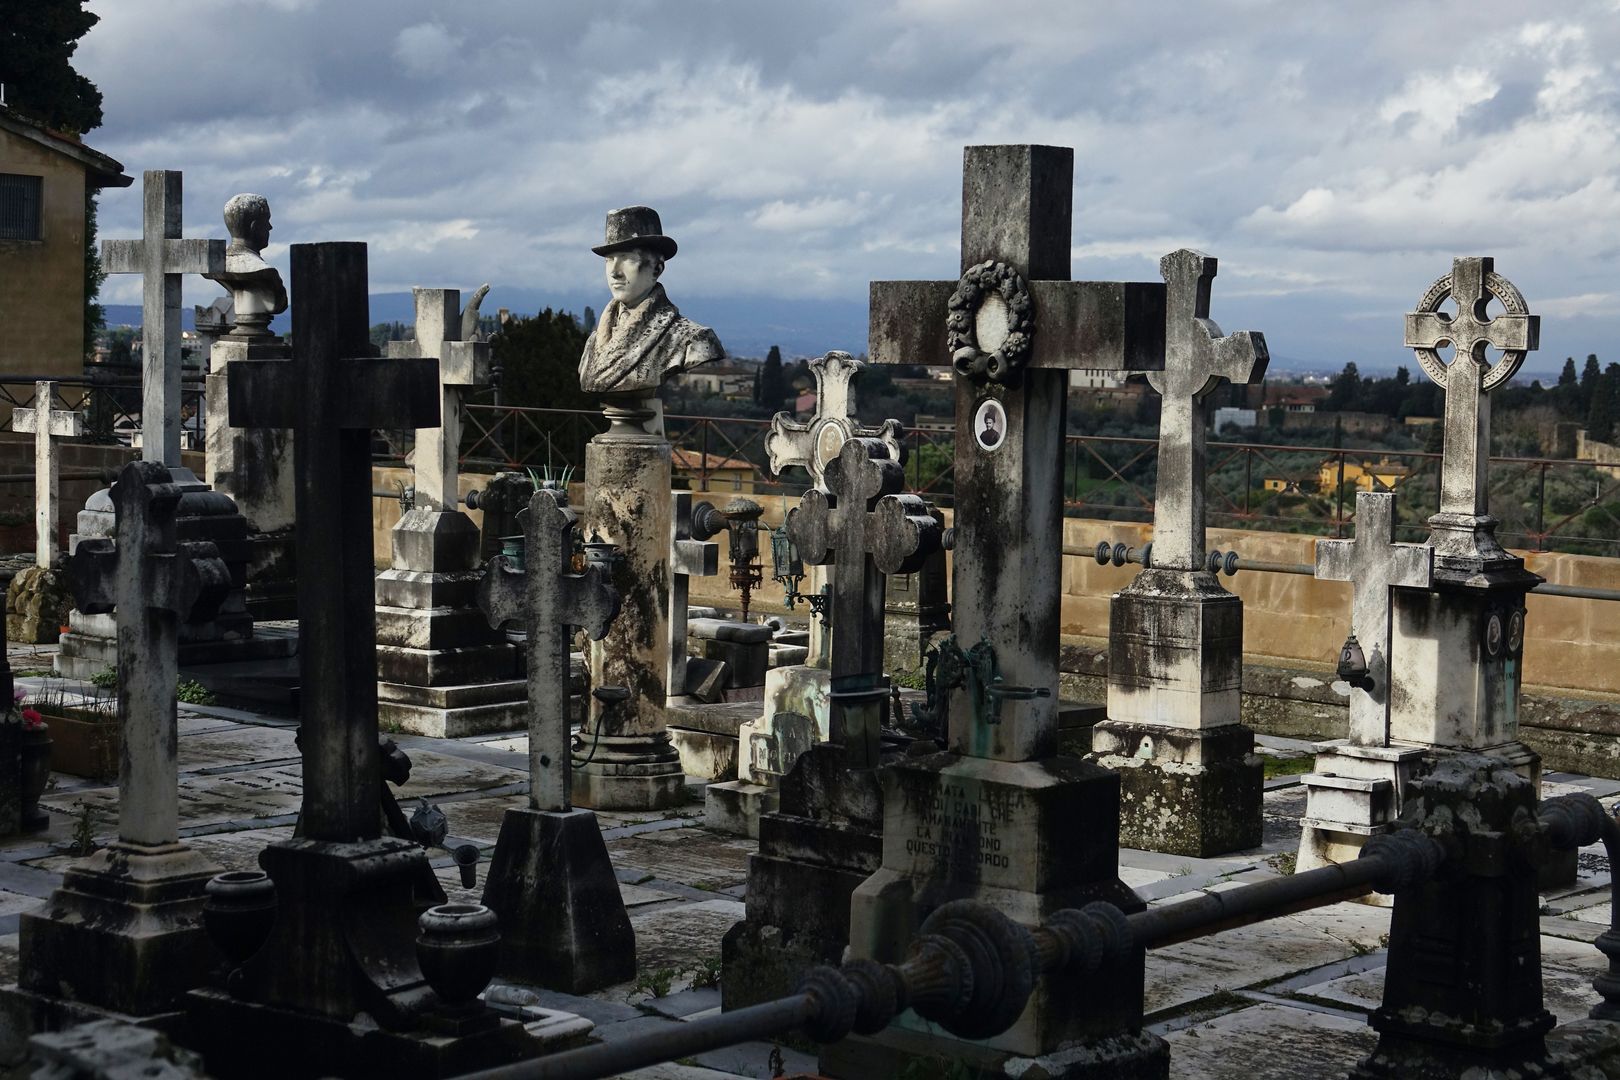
xmin=628 ymin=898 xmax=747 ymax=988
xmin=177 ymin=725 xmax=300 ymax=770
xmin=1163 ymin=1001 xmax=1377 ymax=1077
xmin=691 ymin=1040 xmax=817 ymax=1078
xmin=608 ymin=830 xmax=755 ymax=890
xmin=643 ymin=986 xmax=722 ymax=1019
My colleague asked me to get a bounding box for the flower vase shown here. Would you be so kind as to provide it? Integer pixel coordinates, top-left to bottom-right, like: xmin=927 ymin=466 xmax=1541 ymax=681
xmin=20 ymin=726 xmax=52 ymax=832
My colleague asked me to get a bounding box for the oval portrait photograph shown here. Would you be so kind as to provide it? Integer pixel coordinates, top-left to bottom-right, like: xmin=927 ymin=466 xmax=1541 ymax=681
xmin=974 ymin=398 xmax=1007 ymax=451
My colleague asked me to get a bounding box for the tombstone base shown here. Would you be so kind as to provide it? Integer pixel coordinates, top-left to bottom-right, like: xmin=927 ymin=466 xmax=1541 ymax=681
xmin=1089 ymin=720 xmax=1263 ymax=856
xmin=377 ymin=680 xmax=528 ymax=738
xmin=54 ymin=626 xmax=296 ymax=681
xmin=571 ymin=732 xmax=687 ymax=811
xmin=704 ymin=779 xmax=777 ymax=837
xmin=848 ymin=752 xmax=1145 ymax=1058
xmin=721 ymin=743 xmax=881 ymax=1012
xmin=185 ymin=987 xmax=544 ymax=1080
xmin=18 ymin=841 xmax=218 ymax=1015
xmin=821 ymin=1026 xmax=1169 ymax=1080
xmin=480 ymin=807 xmax=635 ymax=994
xmin=240 ymin=529 xmax=297 ymax=622
xmin=1296 ymin=742 xmax=1429 ymax=888
xmin=737 ymin=663 xmax=832 ymax=784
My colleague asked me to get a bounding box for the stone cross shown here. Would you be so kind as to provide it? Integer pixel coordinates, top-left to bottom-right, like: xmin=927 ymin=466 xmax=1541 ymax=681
xmin=70 ymin=460 xmax=228 ymax=846
xmin=789 ymin=437 xmax=941 ymax=768
xmin=478 ymin=489 xmax=619 ymax=811
xmin=1404 ymin=256 xmax=1540 ymax=528
xmin=1315 ymin=491 xmax=1432 ymax=747
xmin=868 ymin=144 xmax=1165 ymax=761
xmin=668 ymin=492 xmax=719 ymax=698
xmin=13 ymin=381 xmax=82 ymax=569
xmin=1136 ymin=250 xmax=1269 ymax=572
xmin=765 ymin=351 xmax=903 ymax=492
xmin=102 ymin=170 xmax=226 ymax=468
xmin=229 ymin=243 xmax=441 ymax=841
xmin=385 ymin=287 xmax=492 ymax=512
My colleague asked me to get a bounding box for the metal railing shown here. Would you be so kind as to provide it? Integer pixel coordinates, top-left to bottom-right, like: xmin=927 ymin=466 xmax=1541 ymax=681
xmin=453 ymin=404 xmax=1620 ymax=558
xmin=0 ymin=373 xmax=207 ymax=453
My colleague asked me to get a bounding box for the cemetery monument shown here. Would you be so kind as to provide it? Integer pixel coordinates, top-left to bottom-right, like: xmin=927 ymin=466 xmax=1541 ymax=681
xmin=6 ymin=381 xmax=83 ymax=644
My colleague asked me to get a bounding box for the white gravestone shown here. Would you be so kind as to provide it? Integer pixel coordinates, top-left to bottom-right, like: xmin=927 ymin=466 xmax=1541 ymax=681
xmin=13 ymin=381 xmax=81 ymax=569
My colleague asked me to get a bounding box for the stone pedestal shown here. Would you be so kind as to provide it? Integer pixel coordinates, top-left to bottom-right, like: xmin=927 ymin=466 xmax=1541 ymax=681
xmin=835 ymin=751 xmax=1156 ymax=1070
xmin=706 ymin=663 xmax=830 ymax=837
xmin=5 ymin=565 xmax=73 ymax=645
xmin=480 ymin=807 xmax=635 ymax=994
xmin=375 ymin=509 xmax=523 ymax=737
xmin=574 ymin=429 xmax=684 ymax=810
xmin=1091 ymin=569 xmax=1262 ymax=856
xmin=206 ymin=337 xmax=297 ymax=621
xmin=19 ymin=842 xmax=220 ymax=1015
xmin=721 ymin=743 xmax=880 ymax=1010
xmin=55 ymin=468 xmax=291 ymax=679
xmin=1297 ymin=742 xmax=1428 ymax=884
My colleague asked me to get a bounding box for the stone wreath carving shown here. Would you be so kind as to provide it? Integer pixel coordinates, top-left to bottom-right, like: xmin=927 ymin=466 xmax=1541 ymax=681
xmin=947 ymin=260 xmax=1033 ymax=384
xmin=1410 ymin=267 xmax=1533 ymax=393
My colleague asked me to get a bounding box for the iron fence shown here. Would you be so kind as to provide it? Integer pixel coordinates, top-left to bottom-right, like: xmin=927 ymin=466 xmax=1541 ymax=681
xmin=0 ymin=373 xmax=207 ymax=453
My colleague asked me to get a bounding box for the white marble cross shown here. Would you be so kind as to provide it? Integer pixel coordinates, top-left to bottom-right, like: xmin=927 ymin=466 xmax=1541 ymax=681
xmin=1138 ymin=250 xmax=1268 ymax=572
xmin=668 ymin=492 xmax=719 ymax=697
xmin=1315 ymin=491 xmax=1432 ymax=747
xmin=765 ymin=351 xmax=902 ymax=492
xmin=1404 ymin=256 xmax=1540 ymax=523
xmin=385 ymin=287 xmax=492 ymax=512
xmin=13 ymin=381 xmax=82 ymax=569
xmin=102 ymin=170 xmax=225 ymax=469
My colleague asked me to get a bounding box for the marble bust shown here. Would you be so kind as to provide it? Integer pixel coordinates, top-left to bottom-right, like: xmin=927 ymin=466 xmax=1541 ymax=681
xmin=577 ymin=206 xmax=723 ymax=396
xmin=205 ymin=193 xmax=288 ymax=339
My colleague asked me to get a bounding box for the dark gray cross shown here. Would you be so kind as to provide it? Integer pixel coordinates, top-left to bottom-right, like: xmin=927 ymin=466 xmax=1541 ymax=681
xmin=668 ymin=492 xmax=719 ymax=697
xmin=1132 ymin=249 xmax=1268 ymax=571
xmin=868 ymin=144 xmax=1165 ymax=762
xmin=789 ymin=436 xmax=941 ymax=768
xmin=71 ymin=460 xmax=228 ymax=847
xmin=1404 ymin=256 xmax=1540 ymax=523
xmin=766 ymin=351 xmax=902 ymax=492
xmin=102 ymin=170 xmax=225 ymax=468
xmin=478 ymin=489 xmax=620 ymax=811
xmin=229 ymin=243 xmax=441 ymax=841
xmin=1315 ymin=491 xmax=1432 ymax=747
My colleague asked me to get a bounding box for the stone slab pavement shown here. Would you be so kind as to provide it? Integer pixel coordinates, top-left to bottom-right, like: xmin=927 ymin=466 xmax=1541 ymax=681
xmin=3 ymin=662 xmax=1618 ymax=1077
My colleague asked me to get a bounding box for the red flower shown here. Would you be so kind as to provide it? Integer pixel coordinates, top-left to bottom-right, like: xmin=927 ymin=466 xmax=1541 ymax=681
xmin=21 ymin=708 xmax=44 ymax=730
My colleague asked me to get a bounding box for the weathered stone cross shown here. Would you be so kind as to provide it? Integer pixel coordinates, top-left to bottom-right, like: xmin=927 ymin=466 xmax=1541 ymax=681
xmin=668 ymin=492 xmax=719 ymax=698
xmin=1404 ymin=256 xmax=1540 ymax=546
xmin=385 ymin=287 xmax=492 ymax=512
xmin=102 ymin=170 xmax=225 ymax=468
xmin=868 ymin=144 xmax=1165 ymax=761
xmin=13 ymin=381 xmax=82 ymax=569
xmin=477 ymin=489 xmax=620 ymax=810
xmin=1315 ymin=491 xmax=1432 ymax=747
xmin=70 ymin=460 xmax=229 ymax=846
xmin=1134 ymin=249 xmax=1269 ymax=571
xmin=765 ymin=350 xmax=903 ymax=492
xmin=230 ymin=243 xmax=441 ymax=841
xmin=789 ymin=437 xmax=940 ymax=768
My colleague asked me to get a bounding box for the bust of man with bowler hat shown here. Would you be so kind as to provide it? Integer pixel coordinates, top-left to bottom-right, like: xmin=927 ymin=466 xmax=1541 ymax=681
xmin=578 ymin=205 xmax=724 ymax=397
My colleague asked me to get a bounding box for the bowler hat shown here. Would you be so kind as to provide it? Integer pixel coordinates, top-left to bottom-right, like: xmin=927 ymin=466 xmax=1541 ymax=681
xmin=592 ymin=205 xmax=678 ymax=259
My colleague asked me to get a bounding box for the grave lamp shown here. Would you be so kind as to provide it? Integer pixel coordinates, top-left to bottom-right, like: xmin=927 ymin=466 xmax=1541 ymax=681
xmin=720 ymin=497 xmax=765 ymax=621
xmin=770 ymin=514 xmax=828 ymax=620
xmin=1336 ymin=633 xmax=1372 ymax=690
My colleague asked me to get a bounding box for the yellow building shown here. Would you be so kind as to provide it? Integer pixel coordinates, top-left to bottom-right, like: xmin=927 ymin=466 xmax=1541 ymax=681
xmin=672 ymin=448 xmax=759 ymax=494
xmin=1 ymin=106 xmax=132 ymax=400
xmin=1319 ymin=457 xmax=1410 ymax=494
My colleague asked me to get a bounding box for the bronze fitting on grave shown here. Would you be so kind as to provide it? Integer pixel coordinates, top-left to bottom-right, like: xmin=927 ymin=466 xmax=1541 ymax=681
xmin=914 ymin=634 xmax=1051 ymax=732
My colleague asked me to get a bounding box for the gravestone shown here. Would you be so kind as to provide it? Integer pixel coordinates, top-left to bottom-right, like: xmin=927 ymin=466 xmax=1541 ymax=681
xmin=573 ymin=205 xmax=723 ymax=810
xmin=203 ymin=193 xmax=297 ymax=621
xmin=0 ymin=570 xmax=18 ymax=838
xmin=20 ymin=460 xmax=230 ymax=1014
xmin=1089 ymin=248 xmax=1270 ymax=857
xmin=187 ymin=243 xmax=536 ymax=1075
xmin=6 ymin=381 xmax=82 ymax=644
xmin=829 ymin=145 xmax=1169 ymax=1076
xmin=1297 ymin=491 xmax=1433 ymax=876
xmin=707 ymin=353 xmax=900 ymax=834
xmin=476 ymin=488 xmax=635 ymax=992
xmin=59 ymin=171 xmax=287 ymax=678
xmin=376 ymin=286 xmax=524 ymax=737
xmin=1388 ymin=257 xmax=1543 ymax=772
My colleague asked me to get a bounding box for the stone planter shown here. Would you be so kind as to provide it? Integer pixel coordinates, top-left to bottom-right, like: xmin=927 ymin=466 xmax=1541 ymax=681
xmin=20 ymin=727 xmax=51 ymax=832
xmin=42 ymin=704 xmax=119 ymax=782
xmin=203 ymin=870 xmax=278 ymax=965
xmin=416 ymin=902 xmax=500 ymax=1007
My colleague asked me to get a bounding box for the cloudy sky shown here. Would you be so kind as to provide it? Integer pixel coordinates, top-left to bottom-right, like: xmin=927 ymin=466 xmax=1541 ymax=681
xmin=77 ymin=0 xmax=1620 ymax=375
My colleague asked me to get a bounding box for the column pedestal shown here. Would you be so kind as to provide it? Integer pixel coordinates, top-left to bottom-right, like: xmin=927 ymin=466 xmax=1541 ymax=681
xmin=574 ymin=428 xmax=684 ymax=810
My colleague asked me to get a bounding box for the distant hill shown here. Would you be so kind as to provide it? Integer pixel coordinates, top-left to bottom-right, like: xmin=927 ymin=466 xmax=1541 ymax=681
xmin=106 ymin=288 xmax=870 ymax=361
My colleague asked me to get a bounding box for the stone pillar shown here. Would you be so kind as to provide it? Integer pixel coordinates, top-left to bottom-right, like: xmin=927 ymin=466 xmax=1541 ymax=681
xmin=573 ymin=409 xmax=684 ymax=810
xmin=0 ymin=574 xmax=18 ymax=838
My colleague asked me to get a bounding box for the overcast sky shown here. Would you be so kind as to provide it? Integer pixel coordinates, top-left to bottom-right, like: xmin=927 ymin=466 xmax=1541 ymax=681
xmin=77 ymin=0 xmax=1620 ymax=376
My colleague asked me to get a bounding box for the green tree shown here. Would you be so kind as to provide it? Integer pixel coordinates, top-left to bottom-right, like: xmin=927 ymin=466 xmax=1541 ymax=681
xmin=0 ymin=0 xmax=104 ymax=134
xmin=1581 ymin=354 xmax=1602 ymax=414
xmin=1326 ymin=362 xmax=1363 ymax=412
xmin=1556 ymin=357 xmax=1581 ymax=418
xmin=490 ymin=309 xmax=595 ymax=465
xmin=756 ymin=345 xmax=786 ymax=409
xmin=1587 ymin=363 xmax=1620 ymax=444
